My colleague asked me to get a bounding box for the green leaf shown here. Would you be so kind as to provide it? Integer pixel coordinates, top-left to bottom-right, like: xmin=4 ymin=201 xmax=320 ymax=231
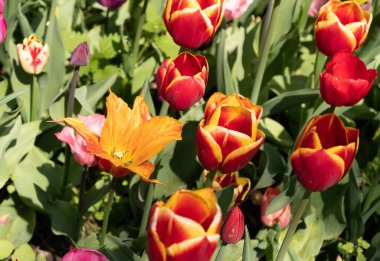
xmin=132 ymin=57 xmax=157 ymax=94
xmin=17 ymin=5 xmax=33 ymax=37
xmin=0 ymin=89 xmax=27 ymax=106
xmin=0 ymin=197 xmax=36 ymax=248
xmin=259 ymin=117 xmax=293 ymax=148
xmin=215 ymin=184 xmax=235 ymax=217
xmin=0 ymin=239 xmax=14 ymax=259
xmin=78 ymin=235 xmax=100 ymax=249
xmin=83 ymin=180 xmax=111 ymax=212
xmin=242 ymin=226 xmax=253 ymax=261
xmin=11 ymin=243 xmax=35 ymax=261
xmin=262 ymin=89 xmax=319 ymax=117
xmin=75 ymin=86 xmax=95 ymax=114
xmin=101 ymin=235 xmax=141 ymax=261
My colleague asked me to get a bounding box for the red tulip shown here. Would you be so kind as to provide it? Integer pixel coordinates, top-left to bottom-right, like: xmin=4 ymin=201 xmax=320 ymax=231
xmin=148 ymin=188 xmax=222 ymax=261
xmin=314 ymin=0 xmax=372 ymax=57
xmin=164 ymin=0 xmax=224 ymax=49
xmin=220 ymin=206 xmax=244 ymax=244
xmin=291 ymin=114 xmax=359 ymax=192
xmin=196 ymin=92 xmax=265 ymax=173
xmin=61 ymin=248 xmax=109 ymax=261
xmin=156 ymin=52 xmax=208 ymax=111
xmin=320 ymin=52 xmax=377 ymax=106
xmin=260 ymin=187 xmax=291 ymax=229
xmin=96 ymin=0 xmax=126 ymax=9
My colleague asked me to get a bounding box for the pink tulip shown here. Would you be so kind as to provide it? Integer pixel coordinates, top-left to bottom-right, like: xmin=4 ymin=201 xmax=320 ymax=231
xmin=61 ymin=248 xmax=109 ymax=261
xmin=309 ymin=0 xmax=328 ymax=17
xmin=96 ymin=0 xmax=126 ymax=9
xmin=0 ymin=213 xmax=9 ymax=225
xmin=0 ymin=0 xmax=7 ymax=44
xmin=55 ymin=114 xmax=105 ymax=167
xmin=224 ymin=0 xmax=254 ymax=21
xmin=260 ymin=187 xmax=291 ymax=229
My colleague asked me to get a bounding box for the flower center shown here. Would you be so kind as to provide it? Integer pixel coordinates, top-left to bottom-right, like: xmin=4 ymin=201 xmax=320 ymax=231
xmin=112 ymin=148 xmax=132 ymax=166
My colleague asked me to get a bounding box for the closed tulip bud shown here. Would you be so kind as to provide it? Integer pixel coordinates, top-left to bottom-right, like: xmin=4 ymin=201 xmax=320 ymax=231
xmin=320 ymin=52 xmax=377 ymax=106
xmin=96 ymin=0 xmax=126 ymax=9
xmin=196 ymin=92 xmax=265 ymax=173
xmin=71 ymin=41 xmax=90 ymax=66
xmin=205 ymin=171 xmax=251 ymax=209
xmin=314 ymin=0 xmax=372 ymax=57
xmin=220 ymin=206 xmax=244 ymax=244
xmin=291 ymin=114 xmax=359 ymax=192
xmin=17 ymin=34 xmax=49 ymax=75
xmin=157 ymin=52 xmax=208 ymax=111
xmin=224 ymin=0 xmax=254 ymax=21
xmin=260 ymin=188 xmax=291 ymax=229
xmin=0 ymin=15 xmax=6 ymax=44
xmin=164 ymin=0 xmax=224 ymax=49
xmin=148 ymin=188 xmax=222 ymax=261
xmin=61 ymin=248 xmax=109 ymax=261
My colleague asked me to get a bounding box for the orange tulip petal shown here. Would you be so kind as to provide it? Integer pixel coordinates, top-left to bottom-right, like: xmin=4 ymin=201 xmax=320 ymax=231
xmin=216 ymin=106 xmax=253 ymax=137
xmin=148 ymin=203 xmax=167 ymax=261
xmin=291 ymin=148 xmax=345 ymax=191
xmin=204 ymin=92 xmax=226 ymax=121
xmin=196 ymin=123 xmax=223 ymax=170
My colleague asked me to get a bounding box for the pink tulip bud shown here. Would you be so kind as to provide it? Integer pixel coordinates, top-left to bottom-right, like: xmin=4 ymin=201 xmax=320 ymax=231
xmin=224 ymin=0 xmax=254 ymax=21
xmin=220 ymin=206 xmax=245 ymax=244
xmin=96 ymin=0 xmax=126 ymax=9
xmin=260 ymin=188 xmax=291 ymax=229
xmin=0 ymin=15 xmax=6 ymax=44
xmin=0 ymin=213 xmax=9 ymax=225
xmin=71 ymin=41 xmax=90 ymax=66
xmin=61 ymin=248 xmax=109 ymax=261
xmin=17 ymin=34 xmax=49 ymax=75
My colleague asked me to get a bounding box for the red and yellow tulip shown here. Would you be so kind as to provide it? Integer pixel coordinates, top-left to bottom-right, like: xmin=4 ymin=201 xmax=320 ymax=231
xmin=148 ymin=188 xmax=222 ymax=261
xmin=157 ymin=52 xmax=208 ymax=111
xmin=57 ymin=91 xmax=183 ymax=183
xmin=164 ymin=0 xmax=224 ymax=49
xmin=314 ymin=0 xmax=372 ymax=57
xmin=320 ymin=52 xmax=377 ymax=106
xmin=291 ymin=114 xmax=359 ymax=191
xmin=196 ymin=92 xmax=265 ymax=173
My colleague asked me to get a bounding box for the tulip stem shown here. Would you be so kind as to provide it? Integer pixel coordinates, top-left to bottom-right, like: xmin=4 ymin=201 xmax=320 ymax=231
xmin=215 ymin=242 xmax=227 ymax=261
xmin=275 ymin=189 xmax=312 ymax=261
xmin=250 ymin=0 xmax=276 ymax=104
xmin=77 ymin=166 xmax=88 ymax=239
xmin=30 ymin=75 xmax=38 ymax=122
xmin=99 ymin=177 xmax=116 ymax=246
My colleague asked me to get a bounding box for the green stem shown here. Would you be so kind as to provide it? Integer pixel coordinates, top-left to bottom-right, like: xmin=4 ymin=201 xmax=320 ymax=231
xmin=275 ymin=189 xmax=312 ymax=261
xmin=215 ymin=242 xmax=227 ymax=261
xmin=77 ymin=166 xmax=88 ymax=239
xmin=216 ymin=20 xmax=227 ymax=94
xmin=250 ymin=0 xmax=277 ymax=104
xmin=138 ymin=171 xmax=157 ymax=237
xmin=99 ymin=177 xmax=117 ymax=245
xmin=30 ymin=75 xmax=38 ymax=122
xmin=259 ymin=0 xmax=274 ymax=54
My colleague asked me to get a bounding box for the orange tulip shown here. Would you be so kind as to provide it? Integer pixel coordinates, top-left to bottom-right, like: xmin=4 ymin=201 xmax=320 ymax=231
xmin=148 ymin=188 xmax=222 ymax=261
xmin=196 ymin=92 xmax=265 ymax=173
xmin=291 ymin=114 xmax=359 ymax=191
xmin=57 ymin=91 xmax=183 ymax=183
xmin=164 ymin=0 xmax=224 ymax=49
xmin=205 ymin=171 xmax=251 ymax=208
xmin=260 ymin=187 xmax=291 ymax=229
xmin=314 ymin=0 xmax=372 ymax=57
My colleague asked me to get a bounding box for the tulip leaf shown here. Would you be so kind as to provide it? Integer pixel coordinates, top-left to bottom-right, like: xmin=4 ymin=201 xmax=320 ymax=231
xmin=17 ymin=5 xmax=33 ymax=38
xmin=83 ymin=179 xmax=111 ymax=212
xmin=11 ymin=243 xmax=35 ymax=261
xmin=215 ymin=184 xmax=235 ymax=217
xmin=132 ymin=57 xmax=157 ymax=95
xmin=242 ymin=226 xmax=253 ymax=261
xmin=262 ymin=89 xmax=319 ymax=117
xmin=0 ymin=89 xmax=27 ymax=107
xmin=0 ymin=239 xmax=14 ymax=260
xmin=77 ymin=235 xmax=100 ymax=249
xmin=259 ymin=117 xmax=293 ymax=148
xmin=101 ymin=235 xmax=142 ymax=261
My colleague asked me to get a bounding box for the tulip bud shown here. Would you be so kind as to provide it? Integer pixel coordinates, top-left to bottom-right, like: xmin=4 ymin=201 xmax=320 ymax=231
xmin=17 ymin=34 xmax=49 ymax=75
xmin=61 ymin=248 xmax=109 ymax=261
xmin=291 ymin=114 xmax=359 ymax=191
xmin=224 ymin=0 xmax=254 ymax=21
xmin=71 ymin=41 xmax=90 ymax=66
xmin=96 ymin=0 xmax=126 ymax=9
xmin=220 ymin=206 xmax=244 ymax=244
xmin=314 ymin=0 xmax=372 ymax=57
xmin=196 ymin=92 xmax=265 ymax=173
xmin=0 ymin=15 xmax=6 ymax=44
xmin=320 ymin=52 xmax=377 ymax=106
xmin=164 ymin=0 xmax=224 ymax=49
xmin=156 ymin=52 xmax=208 ymax=111
xmin=0 ymin=213 xmax=9 ymax=225
xmin=148 ymin=188 xmax=222 ymax=261
xmin=260 ymin=187 xmax=291 ymax=229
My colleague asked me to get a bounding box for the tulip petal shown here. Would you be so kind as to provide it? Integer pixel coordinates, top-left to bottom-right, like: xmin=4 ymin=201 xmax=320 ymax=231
xmin=148 ymin=203 xmax=167 ymax=261
xmin=215 ymin=106 xmax=253 ymax=137
xmin=291 ymin=148 xmax=345 ymax=191
xmin=174 ymin=52 xmax=203 ymax=76
xmin=204 ymin=92 xmax=226 ymax=121
xmin=196 ymin=122 xmax=223 ymax=170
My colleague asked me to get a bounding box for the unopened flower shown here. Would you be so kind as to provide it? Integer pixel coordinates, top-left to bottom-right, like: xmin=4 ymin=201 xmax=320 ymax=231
xmin=71 ymin=41 xmax=90 ymax=66
xmin=261 ymin=187 xmax=291 ymax=229
xmin=61 ymin=248 xmax=109 ymax=261
xmin=220 ymin=206 xmax=244 ymax=244
xmin=17 ymin=34 xmax=49 ymax=74
xmin=97 ymin=0 xmax=126 ymax=9
xmin=0 ymin=213 xmax=9 ymax=225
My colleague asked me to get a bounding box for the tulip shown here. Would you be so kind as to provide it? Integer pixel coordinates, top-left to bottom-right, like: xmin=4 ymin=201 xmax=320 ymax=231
xmin=61 ymin=248 xmax=109 ymax=261
xmin=55 ymin=114 xmax=106 ymax=167
xmin=309 ymin=0 xmax=328 ymax=17
xmin=224 ymin=0 xmax=254 ymax=21
xmin=163 ymin=0 xmax=224 ymax=49
xmin=96 ymin=0 xmax=126 ymax=9
xmin=220 ymin=206 xmax=244 ymax=244
xmin=196 ymin=92 xmax=265 ymax=173
xmin=320 ymin=52 xmax=377 ymax=106
xmin=291 ymin=114 xmax=359 ymax=191
xmin=0 ymin=213 xmax=9 ymax=225
xmin=314 ymin=0 xmax=372 ymax=57
xmin=17 ymin=34 xmax=49 ymax=75
xmin=205 ymin=171 xmax=251 ymax=208
xmin=71 ymin=41 xmax=90 ymax=67
xmin=148 ymin=188 xmax=222 ymax=261
xmin=260 ymin=187 xmax=291 ymax=229
xmin=156 ymin=52 xmax=208 ymax=111
xmin=0 ymin=15 xmax=6 ymax=44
